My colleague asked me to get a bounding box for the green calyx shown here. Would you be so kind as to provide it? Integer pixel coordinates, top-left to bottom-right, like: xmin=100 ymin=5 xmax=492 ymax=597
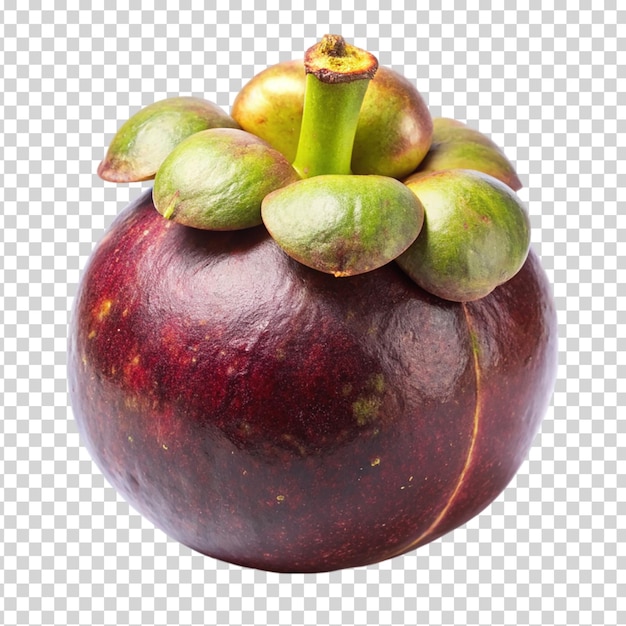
xmin=96 ymin=35 xmax=534 ymax=301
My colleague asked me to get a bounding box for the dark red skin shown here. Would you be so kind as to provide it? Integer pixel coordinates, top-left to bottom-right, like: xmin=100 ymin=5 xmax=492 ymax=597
xmin=68 ymin=189 xmax=557 ymax=573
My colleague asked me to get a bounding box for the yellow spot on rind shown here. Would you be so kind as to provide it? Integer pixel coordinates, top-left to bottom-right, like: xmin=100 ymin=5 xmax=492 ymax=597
xmin=353 ymin=396 xmax=382 ymax=426
xmin=96 ymin=299 xmax=113 ymax=321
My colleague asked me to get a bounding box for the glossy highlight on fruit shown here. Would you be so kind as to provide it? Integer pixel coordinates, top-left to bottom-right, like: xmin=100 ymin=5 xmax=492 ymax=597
xmin=68 ymin=191 xmax=557 ymax=573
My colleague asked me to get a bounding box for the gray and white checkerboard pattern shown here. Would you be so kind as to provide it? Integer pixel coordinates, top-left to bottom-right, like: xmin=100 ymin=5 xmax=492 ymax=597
xmin=1 ymin=2 xmax=623 ymax=625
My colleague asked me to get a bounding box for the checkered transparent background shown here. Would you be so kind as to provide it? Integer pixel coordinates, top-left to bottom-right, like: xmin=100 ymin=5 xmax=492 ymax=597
xmin=1 ymin=2 xmax=623 ymax=625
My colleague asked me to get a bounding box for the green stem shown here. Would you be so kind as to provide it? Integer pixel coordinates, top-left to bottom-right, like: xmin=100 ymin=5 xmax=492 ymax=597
xmin=292 ymin=35 xmax=378 ymax=178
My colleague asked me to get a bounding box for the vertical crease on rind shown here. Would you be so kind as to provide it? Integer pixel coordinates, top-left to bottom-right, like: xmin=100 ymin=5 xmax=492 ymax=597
xmin=390 ymin=303 xmax=481 ymax=557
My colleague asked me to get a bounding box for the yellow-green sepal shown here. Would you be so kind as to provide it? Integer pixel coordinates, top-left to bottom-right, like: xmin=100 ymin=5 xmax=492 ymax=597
xmin=413 ymin=118 xmax=522 ymax=191
xmin=397 ymin=169 xmax=531 ymax=301
xmin=262 ymin=175 xmax=424 ymax=276
xmin=98 ymin=97 xmax=240 ymax=182
xmin=153 ymin=128 xmax=299 ymax=230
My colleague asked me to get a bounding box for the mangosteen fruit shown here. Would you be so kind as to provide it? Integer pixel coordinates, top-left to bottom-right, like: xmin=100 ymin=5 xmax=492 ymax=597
xmin=68 ymin=35 xmax=557 ymax=573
